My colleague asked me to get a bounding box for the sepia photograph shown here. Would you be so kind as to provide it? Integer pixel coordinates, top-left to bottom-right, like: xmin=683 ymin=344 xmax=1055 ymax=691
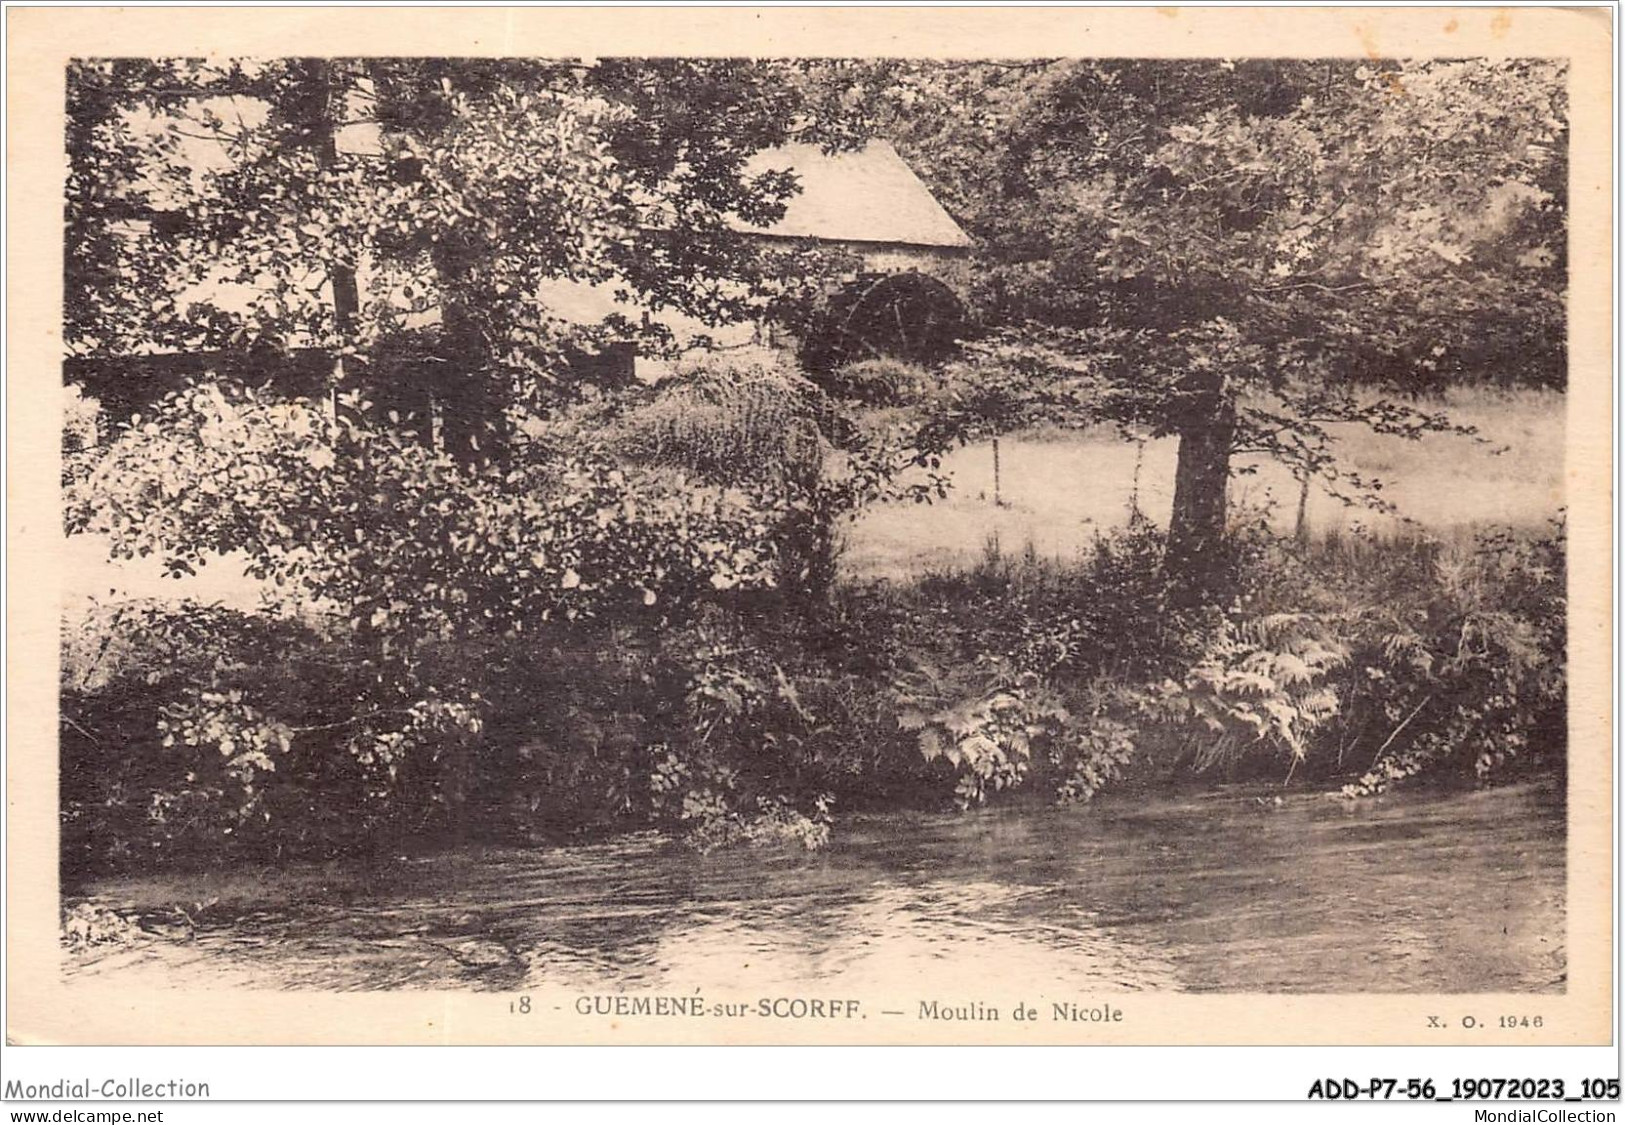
xmin=5 ymin=5 xmax=1613 ymax=1059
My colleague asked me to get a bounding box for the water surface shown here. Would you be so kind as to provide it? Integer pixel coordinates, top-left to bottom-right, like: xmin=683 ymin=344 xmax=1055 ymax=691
xmin=65 ymin=781 xmax=1565 ymax=994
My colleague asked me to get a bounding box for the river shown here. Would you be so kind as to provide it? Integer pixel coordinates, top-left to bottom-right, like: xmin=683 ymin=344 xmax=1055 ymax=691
xmin=63 ymin=779 xmax=1565 ymax=994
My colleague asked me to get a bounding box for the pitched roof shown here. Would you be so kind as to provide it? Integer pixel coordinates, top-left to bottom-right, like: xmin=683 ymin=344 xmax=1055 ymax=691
xmin=333 ymin=124 xmax=971 ymax=250
xmin=732 ymin=140 xmax=972 ymax=250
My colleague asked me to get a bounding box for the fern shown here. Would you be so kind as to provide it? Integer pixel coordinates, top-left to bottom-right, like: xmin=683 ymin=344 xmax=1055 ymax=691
xmin=1153 ymin=614 xmax=1349 ymax=773
xmin=610 ymin=362 xmax=831 ymax=488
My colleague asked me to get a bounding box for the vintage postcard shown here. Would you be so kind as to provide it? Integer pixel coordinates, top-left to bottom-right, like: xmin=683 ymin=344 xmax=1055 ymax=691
xmin=5 ymin=5 xmax=1613 ymax=1049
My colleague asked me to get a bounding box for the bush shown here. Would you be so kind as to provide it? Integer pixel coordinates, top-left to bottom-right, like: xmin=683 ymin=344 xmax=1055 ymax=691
xmin=1133 ymin=612 xmax=1348 ymax=778
xmin=61 ymin=600 xmax=847 ymax=873
xmin=1334 ymin=521 xmax=1567 ymax=792
xmin=870 ymin=516 xmax=1566 ymax=806
xmin=861 ymin=518 xmax=1225 ymax=808
xmin=62 ymin=603 xmax=384 ymax=875
xmin=60 ymin=371 xmax=1565 ymax=874
xmin=65 ymin=383 xmax=792 ymax=629
xmin=817 ymin=358 xmax=934 ymax=407
xmin=60 ymin=373 xmax=945 ymax=872
xmin=607 ymin=361 xmax=829 ymax=489
xmin=59 ymin=378 xmax=813 ymax=874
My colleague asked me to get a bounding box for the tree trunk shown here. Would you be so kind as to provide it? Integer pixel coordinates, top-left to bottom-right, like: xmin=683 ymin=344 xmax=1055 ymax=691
xmin=430 ymin=238 xmax=505 ymax=466
xmin=1163 ymin=370 xmax=1237 ymax=602
xmin=285 ymin=60 xmax=361 ymax=412
xmin=301 ymin=64 xmax=358 ymax=332
xmin=437 ymin=303 xmax=504 ymax=465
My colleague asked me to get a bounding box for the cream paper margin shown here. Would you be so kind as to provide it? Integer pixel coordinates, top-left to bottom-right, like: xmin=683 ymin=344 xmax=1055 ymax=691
xmin=4 ymin=4 xmax=1613 ymax=1048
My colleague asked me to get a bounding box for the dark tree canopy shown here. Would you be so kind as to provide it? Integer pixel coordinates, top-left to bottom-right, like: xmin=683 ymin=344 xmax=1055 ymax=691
xmin=66 ymin=57 xmax=879 ymax=454
xmin=866 ymin=57 xmax=1567 ymax=590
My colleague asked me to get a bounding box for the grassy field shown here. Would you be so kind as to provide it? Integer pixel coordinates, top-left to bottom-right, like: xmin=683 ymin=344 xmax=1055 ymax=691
xmin=843 ymin=387 xmax=1565 ymax=581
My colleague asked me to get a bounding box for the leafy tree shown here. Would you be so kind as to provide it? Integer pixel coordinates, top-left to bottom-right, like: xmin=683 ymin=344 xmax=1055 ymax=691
xmin=66 ymin=58 xmax=876 ymax=446
xmin=883 ymin=58 xmax=1567 ymax=596
xmin=62 ymin=58 xmax=912 ymax=856
xmin=64 ymin=55 xmax=911 ymax=580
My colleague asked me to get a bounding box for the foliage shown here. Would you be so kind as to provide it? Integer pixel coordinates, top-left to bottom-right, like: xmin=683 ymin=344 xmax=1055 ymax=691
xmin=63 ymin=602 xmax=365 ymax=870
xmin=1140 ymin=613 xmax=1347 ymax=775
xmin=866 ymin=515 xmax=1565 ymax=807
xmin=62 ymin=505 xmax=1566 ymax=873
xmin=67 ymin=381 xmax=798 ymax=627
xmin=60 ymin=372 xmax=823 ymax=871
xmin=62 ymin=57 xmax=1568 ymax=873
xmin=818 ymin=358 xmax=935 ymax=408
xmin=874 ymin=519 xmax=1218 ymax=807
xmin=1335 ymin=521 xmax=1567 ymax=793
xmin=62 ymin=598 xmax=804 ymax=870
xmin=897 ymin=667 xmax=1046 ymax=808
xmin=60 ymin=353 xmax=955 ymax=872
xmin=62 ymin=384 xmax=105 ymax=486
xmin=874 ymin=58 xmax=1566 ymax=593
xmin=921 ymin=330 xmax=1118 ymax=447
xmin=604 ymin=361 xmax=829 ymax=488
xmin=681 ymin=796 xmax=833 ymax=854
xmin=596 ymin=358 xmax=951 ymax=600
xmin=886 ymin=58 xmax=1566 ymax=391
xmin=65 ymin=59 xmax=882 ymax=433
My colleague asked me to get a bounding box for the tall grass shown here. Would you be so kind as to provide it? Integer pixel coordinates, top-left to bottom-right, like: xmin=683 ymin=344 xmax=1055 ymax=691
xmin=609 ymin=362 xmax=829 ymax=488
